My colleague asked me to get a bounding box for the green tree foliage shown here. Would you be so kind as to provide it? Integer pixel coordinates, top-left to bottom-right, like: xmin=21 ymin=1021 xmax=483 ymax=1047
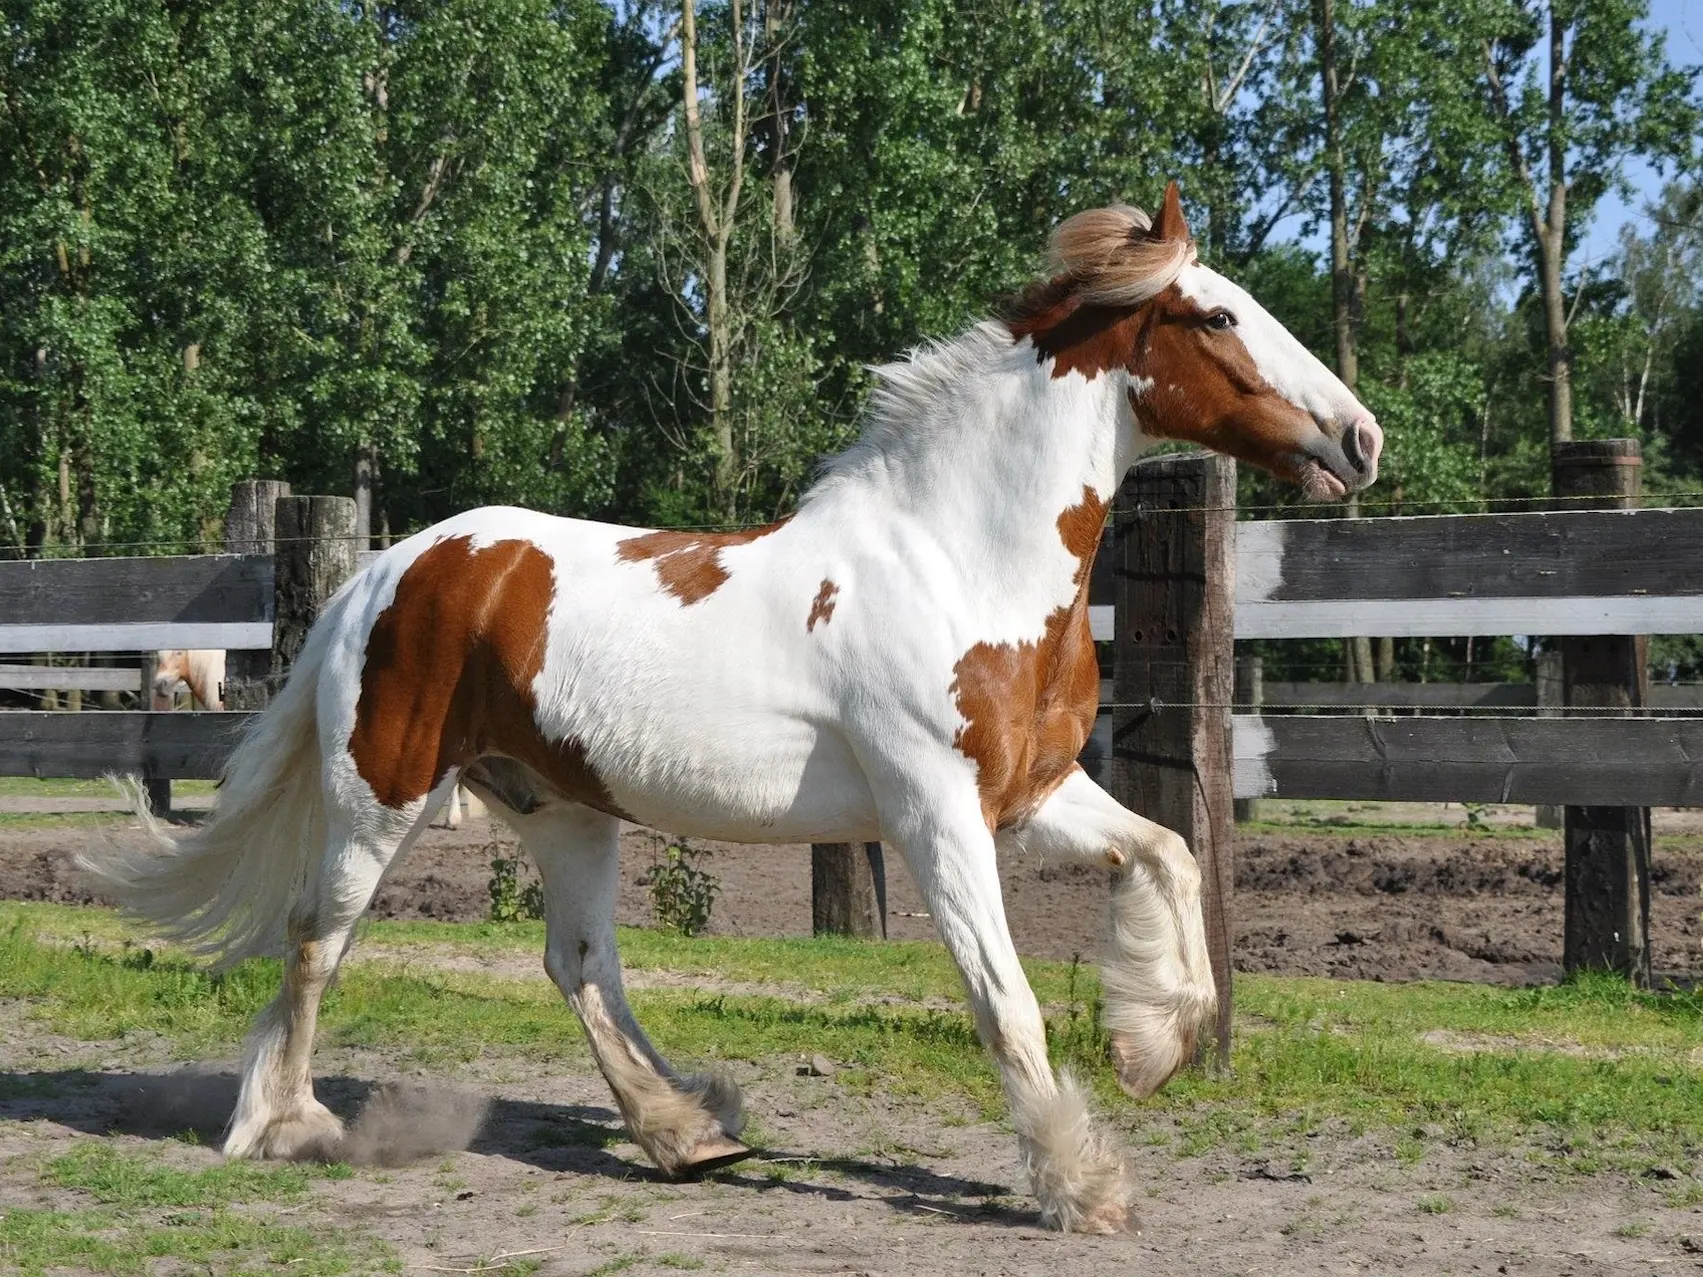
xmin=1 ymin=0 xmax=1698 ymax=567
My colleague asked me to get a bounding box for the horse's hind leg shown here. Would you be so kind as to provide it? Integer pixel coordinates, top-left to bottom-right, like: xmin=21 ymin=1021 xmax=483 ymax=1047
xmin=495 ymin=795 xmax=747 ymax=1175
xmin=224 ymin=796 xmax=430 ymax=1160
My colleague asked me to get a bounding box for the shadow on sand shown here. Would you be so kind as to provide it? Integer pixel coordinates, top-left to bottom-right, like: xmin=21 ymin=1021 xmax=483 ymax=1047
xmin=0 ymin=1066 xmax=1036 ymax=1227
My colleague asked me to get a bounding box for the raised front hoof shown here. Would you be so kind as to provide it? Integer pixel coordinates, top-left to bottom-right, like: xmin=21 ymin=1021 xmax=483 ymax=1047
xmin=671 ymin=1135 xmax=754 ymax=1178
xmin=1068 ymin=1194 xmax=1139 ymax=1236
xmin=223 ymin=1102 xmax=344 ymax=1162
xmin=1109 ymin=1020 xmax=1197 ymax=1100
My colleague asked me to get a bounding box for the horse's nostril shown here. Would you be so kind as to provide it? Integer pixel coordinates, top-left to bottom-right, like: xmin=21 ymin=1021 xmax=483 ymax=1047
xmin=1341 ymin=424 xmax=1366 ymax=472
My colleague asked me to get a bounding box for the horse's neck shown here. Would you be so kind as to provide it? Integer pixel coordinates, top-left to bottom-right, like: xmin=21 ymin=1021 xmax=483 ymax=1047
xmin=828 ymin=341 xmax=1132 ymax=588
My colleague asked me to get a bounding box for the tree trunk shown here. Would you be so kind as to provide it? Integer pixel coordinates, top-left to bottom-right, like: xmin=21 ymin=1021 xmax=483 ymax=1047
xmin=1317 ymin=0 xmax=1357 ymax=393
xmin=708 ymin=238 xmax=735 ymax=517
xmin=1318 ymin=0 xmax=1372 ymax=684
xmin=1541 ymin=4 xmax=1572 ymax=455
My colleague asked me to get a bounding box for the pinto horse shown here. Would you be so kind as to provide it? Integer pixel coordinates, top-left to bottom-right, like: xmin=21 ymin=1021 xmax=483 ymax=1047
xmin=82 ymin=186 xmax=1380 ymax=1234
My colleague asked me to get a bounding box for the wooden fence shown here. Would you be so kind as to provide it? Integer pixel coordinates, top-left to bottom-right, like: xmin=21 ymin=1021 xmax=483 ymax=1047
xmin=4 ymin=448 xmax=1700 ymax=1030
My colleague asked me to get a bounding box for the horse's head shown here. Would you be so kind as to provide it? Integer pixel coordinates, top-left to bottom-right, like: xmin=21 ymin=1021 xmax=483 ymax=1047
xmin=1008 ymin=183 xmax=1381 ymax=500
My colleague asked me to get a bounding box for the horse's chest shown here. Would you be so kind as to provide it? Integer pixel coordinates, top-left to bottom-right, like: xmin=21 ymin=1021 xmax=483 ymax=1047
xmin=949 ymin=602 xmax=1099 ymax=830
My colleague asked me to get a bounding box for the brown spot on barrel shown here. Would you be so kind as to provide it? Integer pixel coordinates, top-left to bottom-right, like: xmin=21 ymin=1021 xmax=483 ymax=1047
xmin=949 ymin=487 xmax=1106 ymax=830
xmin=806 ymin=579 xmax=839 ymax=632
xmin=616 ymin=518 xmax=792 ymax=605
xmin=350 ymin=536 xmax=629 ymax=818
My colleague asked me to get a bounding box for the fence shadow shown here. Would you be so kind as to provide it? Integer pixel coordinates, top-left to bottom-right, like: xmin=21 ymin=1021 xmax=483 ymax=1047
xmin=1 ymin=1066 xmax=1033 ymax=1226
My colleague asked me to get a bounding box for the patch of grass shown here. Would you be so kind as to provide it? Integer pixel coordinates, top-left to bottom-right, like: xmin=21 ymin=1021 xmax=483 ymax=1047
xmin=0 ymin=1204 xmax=392 ymax=1276
xmin=44 ymin=1142 xmax=347 ymax=1207
xmin=657 ymin=1254 xmax=706 ymax=1270
xmin=0 ymin=776 xmax=218 ymax=800
xmin=1612 ymin=1220 xmax=1650 ymax=1239
xmin=1417 ymin=1194 xmax=1452 ymax=1214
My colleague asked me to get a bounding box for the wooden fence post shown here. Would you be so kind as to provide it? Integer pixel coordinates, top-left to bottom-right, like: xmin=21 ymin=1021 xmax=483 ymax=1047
xmin=1554 ymin=439 xmax=1651 ymax=986
xmin=137 ymin=650 xmax=172 ymax=816
xmin=1108 ymin=452 xmax=1236 ymax=1069
xmin=223 ymin=480 xmax=292 ymax=711
xmin=1233 ymin=655 xmax=1262 ymax=824
xmin=272 ymin=496 xmax=358 ymax=683
xmin=1534 ymin=648 xmax=1563 ymax=829
xmin=811 ymin=843 xmax=887 ymax=938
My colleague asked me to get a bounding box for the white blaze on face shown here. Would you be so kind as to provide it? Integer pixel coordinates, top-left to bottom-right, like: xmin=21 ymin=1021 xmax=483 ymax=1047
xmin=1174 ymin=263 xmax=1365 ymax=427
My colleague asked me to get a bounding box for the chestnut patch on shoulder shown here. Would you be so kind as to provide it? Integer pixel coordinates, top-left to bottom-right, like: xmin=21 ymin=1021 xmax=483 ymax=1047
xmin=807 ymin=579 xmax=840 ymax=632
xmin=616 ymin=519 xmax=791 ymax=605
xmin=949 ymin=488 xmax=1107 ymax=829
xmin=350 ymin=536 xmax=628 ymax=819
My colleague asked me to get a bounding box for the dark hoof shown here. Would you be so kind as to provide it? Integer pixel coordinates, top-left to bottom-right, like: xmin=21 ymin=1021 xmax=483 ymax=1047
xmin=676 ymin=1136 xmax=754 ymax=1177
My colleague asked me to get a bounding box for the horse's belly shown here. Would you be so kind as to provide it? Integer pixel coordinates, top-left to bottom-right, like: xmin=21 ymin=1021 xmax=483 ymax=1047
xmin=601 ymin=722 xmax=881 ymax=844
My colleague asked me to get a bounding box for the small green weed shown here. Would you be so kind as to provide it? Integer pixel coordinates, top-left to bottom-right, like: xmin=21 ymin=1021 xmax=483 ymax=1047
xmin=1417 ymin=1194 xmax=1452 ymax=1214
xmin=488 ymin=850 xmax=546 ymax=923
xmin=640 ymin=842 xmax=720 ymax=937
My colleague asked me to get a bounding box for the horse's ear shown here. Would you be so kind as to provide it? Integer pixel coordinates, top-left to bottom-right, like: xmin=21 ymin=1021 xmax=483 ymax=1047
xmin=1150 ymin=180 xmax=1190 ymax=243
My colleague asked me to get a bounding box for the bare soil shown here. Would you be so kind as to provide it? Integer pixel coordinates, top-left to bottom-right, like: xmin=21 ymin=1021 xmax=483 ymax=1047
xmin=3 ymin=808 xmax=1702 ymax=1273
xmin=4 ymin=1028 xmax=1703 ymax=1276
xmin=3 ymin=810 xmax=1700 ymax=984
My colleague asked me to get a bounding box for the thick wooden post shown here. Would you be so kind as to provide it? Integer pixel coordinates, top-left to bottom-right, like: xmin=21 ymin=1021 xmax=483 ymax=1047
xmin=1555 ymin=440 xmax=1651 ymax=985
xmin=272 ymin=496 xmax=358 ymax=683
xmin=223 ymin=480 xmax=292 ymax=711
xmin=811 ymin=842 xmax=887 ymax=938
xmin=137 ymin=650 xmax=172 ymax=816
xmin=1233 ymin=655 xmax=1263 ymax=823
xmin=1109 ymin=453 xmax=1236 ymax=1069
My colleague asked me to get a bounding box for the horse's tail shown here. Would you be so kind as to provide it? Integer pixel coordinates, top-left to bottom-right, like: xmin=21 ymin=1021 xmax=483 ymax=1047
xmin=80 ymin=614 xmax=336 ymax=968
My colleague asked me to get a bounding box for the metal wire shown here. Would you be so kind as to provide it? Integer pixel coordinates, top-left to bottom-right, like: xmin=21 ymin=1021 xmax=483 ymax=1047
xmin=6 ymin=489 xmax=1703 ymax=559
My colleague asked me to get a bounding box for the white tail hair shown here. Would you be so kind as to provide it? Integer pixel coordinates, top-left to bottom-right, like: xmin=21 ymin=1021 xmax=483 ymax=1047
xmin=79 ymin=624 xmax=333 ymax=967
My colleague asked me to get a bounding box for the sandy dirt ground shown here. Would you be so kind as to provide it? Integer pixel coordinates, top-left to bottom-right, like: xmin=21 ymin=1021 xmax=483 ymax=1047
xmin=1 ymin=805 xmax=1701 ymax=1273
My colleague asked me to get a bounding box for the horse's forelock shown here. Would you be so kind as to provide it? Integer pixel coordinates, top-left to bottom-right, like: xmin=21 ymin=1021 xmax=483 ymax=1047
xmin=1003 ymin=205 xmax=1195 ymax=331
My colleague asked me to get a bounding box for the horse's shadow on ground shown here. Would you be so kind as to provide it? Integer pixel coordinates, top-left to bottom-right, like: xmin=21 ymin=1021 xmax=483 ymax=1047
xmin=1 ymin=1068 xmax=1032 ymax=1228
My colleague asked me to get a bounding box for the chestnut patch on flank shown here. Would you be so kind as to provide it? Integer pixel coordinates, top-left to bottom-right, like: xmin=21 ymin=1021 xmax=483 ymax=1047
xmin=616 ymin=519 xmax=791 ymax=605
xmin=950 ymin=487 xmax=1106 ymax=830
xmin=806 ymin=579 xmax=839 ymax=632
xmin=350 ymin=536 xmax=628 ymax=818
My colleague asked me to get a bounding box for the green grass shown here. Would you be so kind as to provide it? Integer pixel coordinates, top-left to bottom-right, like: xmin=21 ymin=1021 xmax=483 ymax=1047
xmin=0 ymin=1143 xmax=389 ymax=1276
xmin=0 ymin=776 xmax=217 ymax=800
xmin=43 ymin=1141 xmax=351 ymax=1207
xmin=2 ymin=903 xmax=1700 ymax=1169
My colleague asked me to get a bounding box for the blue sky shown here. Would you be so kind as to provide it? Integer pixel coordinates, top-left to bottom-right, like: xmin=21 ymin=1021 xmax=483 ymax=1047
xmin=1576 ymin=0 xmax=1703 ymax=263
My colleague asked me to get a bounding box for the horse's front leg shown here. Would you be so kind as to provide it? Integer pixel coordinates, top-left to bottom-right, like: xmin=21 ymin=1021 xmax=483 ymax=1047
xmin=999 ymin=766 xmax=1217 ymax=1098
xmin=884 ymin=784 xmax=1134 ymax=1234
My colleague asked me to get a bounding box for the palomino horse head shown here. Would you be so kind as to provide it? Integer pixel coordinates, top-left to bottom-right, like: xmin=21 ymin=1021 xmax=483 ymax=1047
xmin=1010 ymin=182 xmax=1382 ymax=500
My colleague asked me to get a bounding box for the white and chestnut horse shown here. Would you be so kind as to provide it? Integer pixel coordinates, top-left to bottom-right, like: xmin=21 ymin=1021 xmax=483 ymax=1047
xmin=83 ymin=186 xmax=1380 ymax=1233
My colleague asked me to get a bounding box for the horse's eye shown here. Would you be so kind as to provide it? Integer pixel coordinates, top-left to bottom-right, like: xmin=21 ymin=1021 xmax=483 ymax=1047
xmin=1204 ymin=310 xmax=1237 ymax=331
